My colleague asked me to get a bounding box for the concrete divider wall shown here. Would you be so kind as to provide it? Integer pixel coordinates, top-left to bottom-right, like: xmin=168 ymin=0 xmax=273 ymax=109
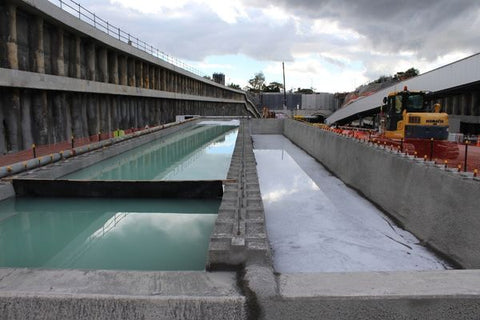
xmin=208 ymin=119 xmax=271 ymax=269
xmin=12 ymin=179 xmax=224 ymax=199
xmin=249 ymin=119 xmax=284 ymax=135
xmin=283 ymin=119 xmax=480 ymax=268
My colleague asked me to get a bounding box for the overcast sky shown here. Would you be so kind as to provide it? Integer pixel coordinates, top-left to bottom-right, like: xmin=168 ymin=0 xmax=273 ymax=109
xmin=59 ymin=0 xmax=480 ymax=92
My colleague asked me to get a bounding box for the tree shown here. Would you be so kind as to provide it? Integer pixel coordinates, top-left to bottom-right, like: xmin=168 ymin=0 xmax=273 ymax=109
xmin=263 ymin=81 xmax=283 ymax=92
xmin=228 ymin=83 xmax=241 ymax=90
xmin=404 ymin=67 xmax=419 ymax=78
xmin=247 ymin=72 xmax=265 ymax=92
xmin=394 ymin=67 xmax=419 ymax=81
xmin=295 ymin=88 xmax=315 ymax=94
xmin=373 ymin=75 xmax=391 ymax=84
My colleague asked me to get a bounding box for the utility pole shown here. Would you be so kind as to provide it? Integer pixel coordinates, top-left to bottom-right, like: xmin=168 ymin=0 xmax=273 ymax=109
xmin=282 ymin=62 xmax=287 ymax=111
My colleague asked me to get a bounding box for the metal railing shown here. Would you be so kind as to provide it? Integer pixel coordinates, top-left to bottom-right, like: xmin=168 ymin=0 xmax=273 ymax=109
xmin=48 ymin=0 xmax=205 ymax=77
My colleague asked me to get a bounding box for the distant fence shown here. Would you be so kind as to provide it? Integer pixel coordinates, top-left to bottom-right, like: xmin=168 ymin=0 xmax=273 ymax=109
xmin=48 ymin=0 xmax=204 ymax=77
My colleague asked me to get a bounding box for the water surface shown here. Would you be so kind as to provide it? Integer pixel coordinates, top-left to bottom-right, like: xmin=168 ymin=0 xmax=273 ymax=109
xmin=64 ymin=125 xmax=238 ymax=180
xmin=0 ymin=197 xmax=219 ymax=270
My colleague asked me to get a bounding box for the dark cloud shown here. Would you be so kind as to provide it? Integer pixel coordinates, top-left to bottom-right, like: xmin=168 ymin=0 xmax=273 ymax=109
xmin=77 ymin=1 xmax=297 ymax=61
xmin=73 ymin=0 xmax=480 ymax=89
xmin=255 ymin=0 xmax=480 ymax=60
xmin=148 ymin=6 xmax=297 ymax=61
xmin=80 ymin=0 xmax=480 ymax=63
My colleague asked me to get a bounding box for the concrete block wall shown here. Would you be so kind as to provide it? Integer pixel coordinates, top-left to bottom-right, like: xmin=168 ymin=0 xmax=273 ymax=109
xmin=283 ymin=119 xmax=480 ymax=268
xmin=208 ymin=119 xmax=271 ymax=269
xmin=0 ymin=0 xmax=258 ymax=155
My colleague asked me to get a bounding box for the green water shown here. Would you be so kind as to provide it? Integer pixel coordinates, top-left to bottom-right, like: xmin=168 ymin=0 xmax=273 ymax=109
xmin=0 ymin=197 xmax=219 ymax=270
xmin=64 ymin=125 xmax=238 ymax=180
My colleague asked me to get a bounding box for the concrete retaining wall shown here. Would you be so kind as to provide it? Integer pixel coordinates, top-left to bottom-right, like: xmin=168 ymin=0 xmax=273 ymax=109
xmin=283 ymin=119 xmax=480 ymax=268
xmin=244 ymin=119 xmax=480 ymax=319
xmin=0 ymin=0 xmax=258 ymax=155
xmin=249 ymin=119 xmax=284 ymax=135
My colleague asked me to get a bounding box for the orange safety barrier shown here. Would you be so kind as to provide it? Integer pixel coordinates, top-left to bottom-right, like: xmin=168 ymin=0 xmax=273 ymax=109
xmin=314 ymin=124 xmax=480 ymax=175
xmin=0 ymin=127 xmax=146 ymax=168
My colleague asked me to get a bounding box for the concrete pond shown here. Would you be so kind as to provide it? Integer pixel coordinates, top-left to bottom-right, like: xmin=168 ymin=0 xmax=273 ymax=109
xmin=0 ymin=118 xmax=480 ymax=319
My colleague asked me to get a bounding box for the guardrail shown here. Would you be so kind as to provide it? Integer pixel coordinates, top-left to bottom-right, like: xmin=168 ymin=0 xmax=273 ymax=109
xmin=48 ymin=0 xmax=205 ymax=77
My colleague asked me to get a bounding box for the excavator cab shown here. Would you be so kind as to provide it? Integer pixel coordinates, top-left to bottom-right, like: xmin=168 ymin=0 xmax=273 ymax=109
xmin=383 ymin=89 xmax=426 ymax=131
xmin=382 ymin=87 xmax=449 ymax=140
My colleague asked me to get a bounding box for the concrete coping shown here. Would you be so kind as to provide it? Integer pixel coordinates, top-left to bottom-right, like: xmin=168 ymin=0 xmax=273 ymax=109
xmin=258 ymin=269 xmax=480 ymax=319
xmin=0 ymin=268 xmax=246 ymax=320
xmin=278 ymin=270 xmax=480 ymax=298
xmin=0 ymin=268 xmax=241 ymax=298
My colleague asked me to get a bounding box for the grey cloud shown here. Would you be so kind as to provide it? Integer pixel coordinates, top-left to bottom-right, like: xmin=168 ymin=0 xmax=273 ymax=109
xmin=74 ymin=0 xmax=480 ymax=87
xmin=78 ymin=1 xmax=297 ymax=61
xmin=253 ymin=0 xmax=480 ymax=60
xmin=161 ymin=8 xmax=297 ymax=61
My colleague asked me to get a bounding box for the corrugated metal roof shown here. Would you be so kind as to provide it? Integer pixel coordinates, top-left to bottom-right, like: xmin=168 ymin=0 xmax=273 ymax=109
xmin=326 ymin=53 xmax=480 ymax=124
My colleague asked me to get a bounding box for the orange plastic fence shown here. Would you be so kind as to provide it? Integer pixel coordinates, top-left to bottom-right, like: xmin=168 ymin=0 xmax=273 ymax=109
xmin=0 ymin=128 xmax=142 ymax=168
xmin=320 ymin=125 xmax=480 ymax=174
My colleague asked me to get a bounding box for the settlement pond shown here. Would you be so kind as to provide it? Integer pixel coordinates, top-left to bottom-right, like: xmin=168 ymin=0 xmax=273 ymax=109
xmin=253 ymin=134 xmax=451 ymax=273
xmin=63 ymin=123 xmax=238 ymax=181
xmin=0 ymin=121 xmax=239 ymax=271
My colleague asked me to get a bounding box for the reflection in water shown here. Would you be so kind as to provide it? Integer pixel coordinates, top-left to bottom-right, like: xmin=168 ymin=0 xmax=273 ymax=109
xmin=0 ymin=197 xmax=219 ymax=271
xmin=63 ymin=125 xmax=238 ymax=181
xmin=254 ymin=146 xmax=450 ymax=272
xmin=255 ymin=150 xmax=319 ymax=204
xmin=162 ymin=130 xmax=238 ymax=180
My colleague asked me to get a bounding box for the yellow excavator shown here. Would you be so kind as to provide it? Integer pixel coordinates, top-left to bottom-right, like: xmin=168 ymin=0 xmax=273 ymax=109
xmin=379 ymin=86 xmax=457 ymax=158
xmin=381 ymin=86 xmax=449 ymax=139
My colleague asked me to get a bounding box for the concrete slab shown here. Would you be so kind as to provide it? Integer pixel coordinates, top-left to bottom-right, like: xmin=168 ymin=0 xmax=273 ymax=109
xmin=265 ymin=270 xmax=480 ymax=320
xmin=279 ymin=270 xmax=480 ymax=297
xmin=0 ymin=269 xmax=246 ymax=320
